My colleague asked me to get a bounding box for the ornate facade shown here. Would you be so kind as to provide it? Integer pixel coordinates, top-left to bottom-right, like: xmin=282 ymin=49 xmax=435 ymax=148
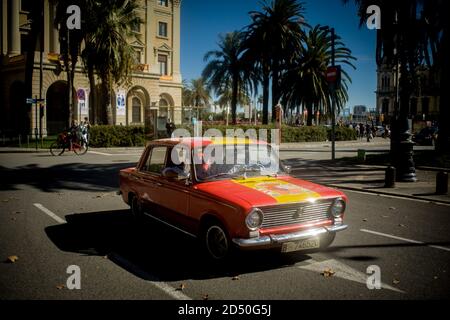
xmin=0 ymin=0 xmax=182 ymax=136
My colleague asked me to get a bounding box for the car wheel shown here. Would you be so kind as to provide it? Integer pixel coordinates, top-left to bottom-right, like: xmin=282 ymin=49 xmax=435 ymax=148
xmin=320 ymin=232 xmax=336 ymax=249
xmin=203 ymin=223 xmax=231 ymax=261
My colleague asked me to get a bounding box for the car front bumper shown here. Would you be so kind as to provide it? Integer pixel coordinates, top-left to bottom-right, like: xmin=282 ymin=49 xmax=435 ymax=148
xmin=232 ymin=224 xmax=348 ymax=248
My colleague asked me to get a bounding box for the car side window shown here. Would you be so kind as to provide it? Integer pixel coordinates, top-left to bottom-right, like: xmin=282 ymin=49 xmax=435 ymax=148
xmin=144 ymin=146 xmax=167 ymax=174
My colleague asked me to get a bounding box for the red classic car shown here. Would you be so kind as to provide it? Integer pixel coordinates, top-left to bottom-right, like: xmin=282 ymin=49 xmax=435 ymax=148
xmin=119 ymin=137 xmax=348 ymax=260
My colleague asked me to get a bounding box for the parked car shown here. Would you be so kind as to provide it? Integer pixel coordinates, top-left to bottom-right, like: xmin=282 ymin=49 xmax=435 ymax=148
xmin=375 ymin=126 xmax=390 ymax=138
xmin=413 ymin=127 xmax=438 ymax=146
xmin=119 ymin=138 xmax=348 ymax=260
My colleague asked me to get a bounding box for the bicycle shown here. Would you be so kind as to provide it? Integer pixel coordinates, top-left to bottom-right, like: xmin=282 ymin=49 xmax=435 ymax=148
xmin=50 ymin=131 xmax=88 ymax=156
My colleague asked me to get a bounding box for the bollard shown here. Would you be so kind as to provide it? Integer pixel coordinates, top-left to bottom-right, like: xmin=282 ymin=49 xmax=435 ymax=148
xmin=27 ymin=135 xmax=30 ymax=148
xmin=385 ymin=166 xmax=396 ymax=188
xmin=18 ymin=135 xmax=21 ymax=148
xmin=436 ymin=171 xmax=448 ymax=195
xmin=357 ymin=149 xmax=366 ymax=162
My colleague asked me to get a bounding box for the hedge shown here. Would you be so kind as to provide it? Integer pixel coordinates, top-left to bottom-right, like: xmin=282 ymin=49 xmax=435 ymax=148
xmin=88 ymin=125 xmax=146 ymax=148
xmin=88 ymin=124 xmax=356 ymax=147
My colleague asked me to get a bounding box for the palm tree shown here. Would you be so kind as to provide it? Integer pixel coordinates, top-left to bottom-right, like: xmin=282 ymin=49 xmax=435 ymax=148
xmin=281 ymin=25 xmax=356 ymax=125
xmin=87 ymin=0 xmax=140 ymax=125
xmin=55 ymin=0 xmax=88 ymax=125
xmin=189 ymin=78 xmax=211 ymax=120
xmin=242 ymin=0 xmax=307 ymax=124
xmin=202 ymin=32 xmax=253 ymax=125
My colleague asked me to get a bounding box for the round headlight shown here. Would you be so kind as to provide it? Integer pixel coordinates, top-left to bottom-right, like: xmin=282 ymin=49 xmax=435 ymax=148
xmin=331 ymin=198 xmax=346 ymax=217
xmin=246 ymin=208 xmax=264 ymax=231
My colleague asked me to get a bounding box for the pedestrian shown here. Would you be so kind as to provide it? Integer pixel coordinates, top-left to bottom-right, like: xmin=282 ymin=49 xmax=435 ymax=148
xmin=166 ymin=118 xmax=176 ymax=138
xmin=80 ymin=117 xmax=91 ymax=145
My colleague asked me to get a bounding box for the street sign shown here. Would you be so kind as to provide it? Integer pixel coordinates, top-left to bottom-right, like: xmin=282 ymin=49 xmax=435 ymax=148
xmin=326 ymin=66 xmax=341 ymax=84
xmin=26 ymin=98 xmax=45 ymax=104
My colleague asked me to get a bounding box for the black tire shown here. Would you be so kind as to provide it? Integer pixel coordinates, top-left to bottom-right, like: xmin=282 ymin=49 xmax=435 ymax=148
xmin=50 ymin=142 xmax=65 ymax=156
xmin=201 ymin=221 xmax=232 ymax=261
xmin=320 ymin=232 xmax=336 ymax=249
xmin=73 ymin=138 xmax=88 ymax=155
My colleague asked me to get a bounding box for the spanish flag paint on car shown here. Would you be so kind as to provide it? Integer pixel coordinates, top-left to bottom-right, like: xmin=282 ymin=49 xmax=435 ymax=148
xmin=231 ymin=176 xmax=322 ymax=204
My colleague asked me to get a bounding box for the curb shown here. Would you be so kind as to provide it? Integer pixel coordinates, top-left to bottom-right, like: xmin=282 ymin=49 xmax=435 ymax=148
xmin=328 ymin=184 xmax=450 ymax=205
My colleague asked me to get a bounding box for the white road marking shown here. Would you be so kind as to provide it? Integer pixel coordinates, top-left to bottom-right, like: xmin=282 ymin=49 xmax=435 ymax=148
xmin=88 ymin=151 xmax=113 ymax=156
xmin=32 ymin=202 xmax=191 ymax=300
xmin=299 ymin=258 xmax=404 ymax=293
xmin=360 ymin=229 xmax=450 ymax=252
xmin=109 ymin=253 xmax=192 ymax=300
xmin=342 ymin=189 xmax=450 ymax=206
xmin=33 ymin=203 xmax=66 ymax=224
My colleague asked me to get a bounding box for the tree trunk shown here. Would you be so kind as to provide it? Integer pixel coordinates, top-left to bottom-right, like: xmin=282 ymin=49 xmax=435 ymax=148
xmin=271 ymin=61 xmax=279 ymax=122
xmin=231 ymin=74 xmax=238 ymax=125
xmin=104 ymin=75 xmax=113 ymax=125
xmin=306 ymin=102 xmax=313 ymax=126
xmin=87 ymin=66 xmax=96 ymax=124
xmin=262 ymin=72 xmax=269 ymax=125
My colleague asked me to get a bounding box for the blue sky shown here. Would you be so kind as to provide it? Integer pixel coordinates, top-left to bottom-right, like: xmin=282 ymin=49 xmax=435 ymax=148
xmin=180 ymin=0 xmax=377 ymax=111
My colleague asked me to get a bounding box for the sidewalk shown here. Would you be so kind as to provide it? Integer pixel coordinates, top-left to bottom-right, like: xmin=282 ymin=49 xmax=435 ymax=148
xmin=284 ymin=158 xmax=450 ymax=204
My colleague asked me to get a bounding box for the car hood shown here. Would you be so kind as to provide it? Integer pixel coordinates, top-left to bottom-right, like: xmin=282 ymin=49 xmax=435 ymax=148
xmin=194 ymin=175 xmax=344 ymax=209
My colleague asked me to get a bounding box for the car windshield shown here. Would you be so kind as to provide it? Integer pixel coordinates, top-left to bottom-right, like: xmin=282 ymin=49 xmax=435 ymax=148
xmin=193 ymin=144 xmax=283 ymax=181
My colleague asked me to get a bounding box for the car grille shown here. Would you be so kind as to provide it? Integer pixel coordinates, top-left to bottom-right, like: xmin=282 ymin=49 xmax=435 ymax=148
xmin=260 ymin=200 xmax=333 ymax=229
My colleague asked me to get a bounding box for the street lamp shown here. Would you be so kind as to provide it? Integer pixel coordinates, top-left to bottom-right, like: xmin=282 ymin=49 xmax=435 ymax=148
xmin=320 ymin=26 xmax=337 ymax=160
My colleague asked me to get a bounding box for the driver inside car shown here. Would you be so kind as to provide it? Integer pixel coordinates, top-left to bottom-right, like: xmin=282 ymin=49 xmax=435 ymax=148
xmin=162 ymin=147 xmax=190 ymax=179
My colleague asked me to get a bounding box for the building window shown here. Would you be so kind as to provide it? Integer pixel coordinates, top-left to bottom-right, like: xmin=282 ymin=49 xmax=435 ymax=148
xmin=158 ymin=22 xmax=168 ymax=37
xmin=158 ymin=55 xmax=168 ymax=75
xmin=158 ymin=0 xmax=169 ymax=7
xmin=21 ymin=0 xmax=33 ymax=12
xmin=132 ymin=97 xmax=142 ymax=123
xmin=133 ymin=50 xmax=141 ymax=64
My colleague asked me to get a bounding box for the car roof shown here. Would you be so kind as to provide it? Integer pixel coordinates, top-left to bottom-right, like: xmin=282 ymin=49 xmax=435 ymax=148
xmin=147 ymin=137 xmax=268 ymax=148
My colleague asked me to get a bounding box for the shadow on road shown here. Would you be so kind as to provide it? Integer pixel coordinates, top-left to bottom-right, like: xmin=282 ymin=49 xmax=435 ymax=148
xmin=45 ymin=209 xmax=310 ymax=281
xmin=0 ymin=162 xmax=135 ymax=192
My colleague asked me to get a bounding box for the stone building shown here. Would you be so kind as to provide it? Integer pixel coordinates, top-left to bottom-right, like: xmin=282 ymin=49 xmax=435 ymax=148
xmin=376 ymin=61 xmax=440 ymax=124
xmin=0 ymin=0 xmax=182 ymax=137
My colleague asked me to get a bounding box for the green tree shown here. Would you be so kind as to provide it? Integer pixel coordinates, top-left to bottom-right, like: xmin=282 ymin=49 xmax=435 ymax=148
xmin=189 ymin=78 xmax=211 ymax=120
xmin=242 ymin=0 xmax=307 ymax=124
xmin=281 ymin=25 xmax=356 ymax=125
xmin=202 ymin=32 xmax=252 ymax=124
xmin=87 ymin=0 xmax=140 ymax=125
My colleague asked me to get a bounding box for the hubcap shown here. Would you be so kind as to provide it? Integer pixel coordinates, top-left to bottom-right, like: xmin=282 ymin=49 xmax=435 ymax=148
xmin=206 ymin=226 xmax=229 ymax=260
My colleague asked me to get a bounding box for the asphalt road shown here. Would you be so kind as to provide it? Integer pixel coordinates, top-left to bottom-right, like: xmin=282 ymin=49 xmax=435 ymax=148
xmin=0 ymin=149 xmax=449 ymax=300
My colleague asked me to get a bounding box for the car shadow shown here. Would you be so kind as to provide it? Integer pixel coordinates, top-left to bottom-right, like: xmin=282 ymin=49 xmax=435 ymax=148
xmin=45 ymin=209 xmax=311 ymax=282
xmin=0 ymin=162 xmax=135 ymax=192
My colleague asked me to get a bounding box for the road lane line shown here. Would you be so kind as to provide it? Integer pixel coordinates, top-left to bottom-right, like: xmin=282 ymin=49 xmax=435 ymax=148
xmin=299 ymin=258 xmax=404 ymax=293
xmin=32 ymin=203 xmax=191 ymax=300
xmin=109 ymin=253 xmax=192 ymax=300
xmin=360 ymin=229 xmax=450 ymax=252
xmin=88 ymin=151 xmax=113 ymax=156
xmin=33 ymin=203 xmax=65 ymax=224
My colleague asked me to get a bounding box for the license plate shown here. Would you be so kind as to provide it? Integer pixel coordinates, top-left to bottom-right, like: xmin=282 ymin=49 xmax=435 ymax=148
xmin=281 ymin=238 xmax=320 ymax=253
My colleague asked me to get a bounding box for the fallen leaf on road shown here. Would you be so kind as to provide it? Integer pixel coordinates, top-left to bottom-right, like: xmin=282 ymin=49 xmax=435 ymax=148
xmin=232 ymin=276 xmax=240 ymax=281
xmin=176 ymin=283 xmax=186 ymax=291
xmin=56 ymin=284 xmax=65 ymax=290
xmin=202 ymin=294 xmax=209 ymax=300
xmin=321 ymin=268 xmax=335 ymax=277
xmin=389 ymin=207 xmax=396 ymax=210
xmin=5 ymin=256 xmax=19 ymax=263
xmin=398 ymin=224 xmax=406 ymax=228
xmin=392 ymin=279 xmax=400 ymax=285
xmin=10 ymin=217 xmax=16 ymax=221
xmin=362 ymin=218 xmax=368 ymax=222
xmin=381 ymin=215 xmax=389 ymax=218
xmin=2 ymin=199 xmax=9 ymax=203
